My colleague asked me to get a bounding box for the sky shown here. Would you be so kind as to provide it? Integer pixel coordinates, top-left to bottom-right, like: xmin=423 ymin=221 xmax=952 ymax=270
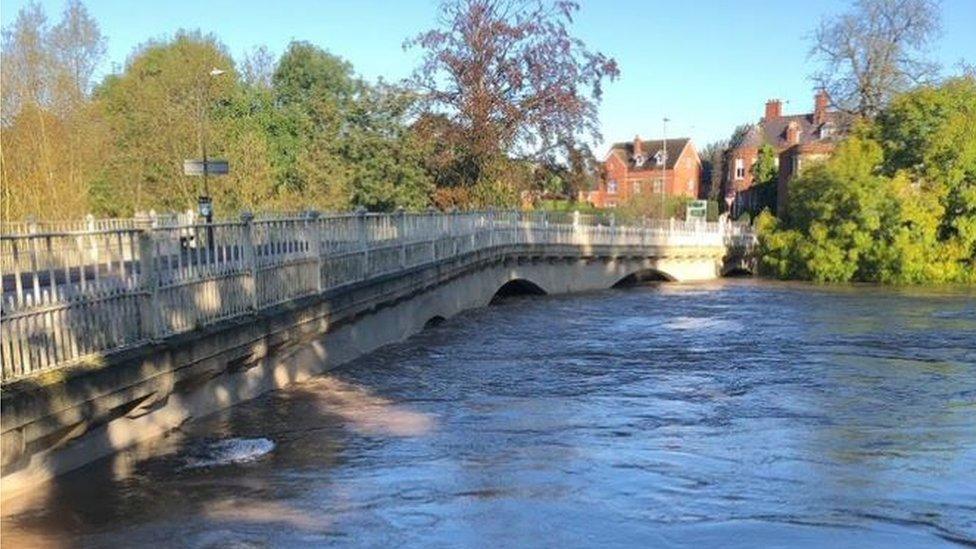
xmin=3 ymin=0 xmax=975 ymax=155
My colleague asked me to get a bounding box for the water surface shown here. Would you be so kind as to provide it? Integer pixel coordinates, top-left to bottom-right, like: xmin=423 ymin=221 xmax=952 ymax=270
xmin=4 ymin=280 xmax=975 ymax=547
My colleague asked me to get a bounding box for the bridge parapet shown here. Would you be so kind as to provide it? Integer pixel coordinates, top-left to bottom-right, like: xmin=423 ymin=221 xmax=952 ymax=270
xmin=1 ymin=211 xmax=753 ymax=383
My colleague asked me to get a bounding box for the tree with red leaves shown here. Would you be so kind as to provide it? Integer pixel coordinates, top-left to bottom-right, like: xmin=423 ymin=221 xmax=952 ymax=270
xmin=405 ymin=0 xmax=618 ymax=199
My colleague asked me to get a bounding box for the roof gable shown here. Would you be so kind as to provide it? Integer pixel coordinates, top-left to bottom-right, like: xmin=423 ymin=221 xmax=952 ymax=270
xmin=607 ymin=137 xmax=691 ymax=171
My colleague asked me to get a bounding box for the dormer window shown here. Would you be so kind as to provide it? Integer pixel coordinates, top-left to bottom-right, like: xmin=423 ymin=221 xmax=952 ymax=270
xmin=633 ymin=154 xmax=646 ymax=167
xmin=654 ymin=150 xmax=665 ymax=166
xmin=819 ymin=123 xmax=834 ymax=139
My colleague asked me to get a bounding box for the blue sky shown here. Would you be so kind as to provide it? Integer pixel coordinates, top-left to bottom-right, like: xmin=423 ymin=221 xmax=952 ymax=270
xmin=3 ymin=0 xmax=975 ymax=154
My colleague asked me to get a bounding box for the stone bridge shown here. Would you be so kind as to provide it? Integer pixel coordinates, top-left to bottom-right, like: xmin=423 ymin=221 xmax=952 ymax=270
xmin=0 ymin=210 xmax=755 ymax=502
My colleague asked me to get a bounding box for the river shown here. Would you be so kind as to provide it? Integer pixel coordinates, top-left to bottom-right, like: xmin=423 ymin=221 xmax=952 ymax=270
xmin=3 ymin=280 xmax=975 ymax=547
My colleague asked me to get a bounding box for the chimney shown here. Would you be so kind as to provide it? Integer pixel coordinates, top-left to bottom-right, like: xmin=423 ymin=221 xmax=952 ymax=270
xmin=814 ymin=90 xmax=829 ymax=125
xmin=765 ymin=99 xmax=782 ymax=120
xmin=633 ymin=135 xmax=643 ymax=157
xmin=786 ymin=120 xmax=801 ymax=145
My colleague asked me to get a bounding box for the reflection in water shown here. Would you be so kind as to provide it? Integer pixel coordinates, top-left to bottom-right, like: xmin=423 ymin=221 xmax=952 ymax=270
xmin=2 ymin=280 xmax=975 ymax=547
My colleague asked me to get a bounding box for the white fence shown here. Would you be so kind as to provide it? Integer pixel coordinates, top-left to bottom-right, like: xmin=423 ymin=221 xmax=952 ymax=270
xmin=0 ymin=210 xmax=753 ymax=383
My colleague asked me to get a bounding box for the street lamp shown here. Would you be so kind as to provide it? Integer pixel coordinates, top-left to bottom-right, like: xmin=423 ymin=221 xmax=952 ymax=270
xmin=198 ymin=66 xmax=226 ymax=255
xmin=199 ymin=67 xmax=226 ymax=223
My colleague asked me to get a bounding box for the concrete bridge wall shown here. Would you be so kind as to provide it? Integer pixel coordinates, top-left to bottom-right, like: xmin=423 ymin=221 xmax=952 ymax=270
xmin=1 ymin=239 xmax=743 ymax=503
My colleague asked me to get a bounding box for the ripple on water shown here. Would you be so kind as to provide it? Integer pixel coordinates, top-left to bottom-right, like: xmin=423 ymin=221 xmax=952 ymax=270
xmin=182 ymin=437 xmax=275 ymax=469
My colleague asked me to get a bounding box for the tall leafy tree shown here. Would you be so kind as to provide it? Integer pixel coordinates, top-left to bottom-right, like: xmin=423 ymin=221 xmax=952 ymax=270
xmin=1 ymin=0 xmax=106 ymax=220
xmin=95 ymin=30 xmax=238 ymax=213
xmin=405 ymin=0 xmax=619 ymax=199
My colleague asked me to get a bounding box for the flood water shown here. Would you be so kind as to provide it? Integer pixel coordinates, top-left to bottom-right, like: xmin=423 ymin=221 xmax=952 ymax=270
xmin=3 ymin=280 xmax=975 ymax=548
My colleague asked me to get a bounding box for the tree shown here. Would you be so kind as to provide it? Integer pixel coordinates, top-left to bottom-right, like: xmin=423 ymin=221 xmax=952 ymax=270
xmin=809 ymin=0 xmax=941 ymax=118
xmin=751 ymin=143 xmax=778 ymax=186
xmin=341 ymin=84 xmax=434 ymax=211
xmin=94 ymin=31 xmax=238 ymax=213
xmin=405 ymin=0 xmax=619 ymax=196
xmin=699 ymin=140 xmax=728 ymax=200
xmin=757 ymin=78 xmax=976 ymax=284
xmin=271 ymin=41 xmax=358 ymax=203
xmin=876 ymin=76 xmax=976 ymax=266
xmin=0 ymin=0 xmax=106 ymax=220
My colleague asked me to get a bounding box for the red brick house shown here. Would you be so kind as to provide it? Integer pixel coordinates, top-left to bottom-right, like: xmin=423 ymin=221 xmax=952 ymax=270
xmin=587 ymin=136 xmax=701 ymax=208
xmin=725 ymin=91 xmax=849 ymax=217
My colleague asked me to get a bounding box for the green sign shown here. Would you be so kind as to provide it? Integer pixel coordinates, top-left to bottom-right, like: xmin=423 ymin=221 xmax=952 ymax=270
xmin=686 ymin=199 xmax=707 ymax=220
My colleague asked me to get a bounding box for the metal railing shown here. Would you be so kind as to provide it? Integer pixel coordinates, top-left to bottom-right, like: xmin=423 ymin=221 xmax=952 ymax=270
xmin=0 ymin=210 xmax=754 ymax=383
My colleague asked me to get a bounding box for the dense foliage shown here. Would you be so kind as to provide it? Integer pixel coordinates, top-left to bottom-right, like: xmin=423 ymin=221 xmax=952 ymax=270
xmin=1 ymin=0 xmax=612 ymax=219
xmin=757 ymin=77 xmax=976 ymax=284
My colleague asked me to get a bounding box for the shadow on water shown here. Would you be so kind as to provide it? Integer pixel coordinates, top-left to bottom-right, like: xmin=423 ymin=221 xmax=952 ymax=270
xmin=1 ymin=370 xmax=437 ymax=547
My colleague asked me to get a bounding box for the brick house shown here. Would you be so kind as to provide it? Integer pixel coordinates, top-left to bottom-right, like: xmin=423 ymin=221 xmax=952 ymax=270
xmin=587 ymin=136 xmax=701 ymax=208
xmin=725 ymin=91 xmax=849 ymax=217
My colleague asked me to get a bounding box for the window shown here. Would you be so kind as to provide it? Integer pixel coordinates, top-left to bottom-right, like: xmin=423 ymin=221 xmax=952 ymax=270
xmin=607 ymin=201 xmax=617 ymax=208
xmin=819 ymin=124 xmax=834 ymax=139
xmin=687 ymin=179 xmax=694 ymax=193
xmin=607 ymin=180 xmax=618 ymax=194
xmin=633 ymin=181 xmax=641 ymax=195
xmin=734 ymin=158 xmax=745 ymax=180
xmin=653 ymin=179 xmax=663 ymax=193
xmin=633 ymin=154 xmax=646 ymax=167
xmin=654 ymin=150 xmax=665 ymax=166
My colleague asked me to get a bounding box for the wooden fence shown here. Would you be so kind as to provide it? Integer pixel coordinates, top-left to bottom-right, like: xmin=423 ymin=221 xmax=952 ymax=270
xmin=0 ymin=210 xmax=753 ymax=383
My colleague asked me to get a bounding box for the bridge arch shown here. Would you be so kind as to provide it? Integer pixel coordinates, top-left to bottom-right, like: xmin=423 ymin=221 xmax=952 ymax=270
xmin=612 ymin=268 xmax=676 ymax=288
xmin=721 ymin=266 xmax=754 ymax=277
xmin=490 ymin=278 xmax=548 ymax=304
xmin=423 ymin=315 xmax=447 ymax=328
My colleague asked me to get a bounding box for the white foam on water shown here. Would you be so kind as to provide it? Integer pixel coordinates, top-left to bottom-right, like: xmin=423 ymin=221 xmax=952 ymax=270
xmin=183 ymin=437 xmax=275 ymax=469
xmin=668 ymin=316 xmax=742 ymax=331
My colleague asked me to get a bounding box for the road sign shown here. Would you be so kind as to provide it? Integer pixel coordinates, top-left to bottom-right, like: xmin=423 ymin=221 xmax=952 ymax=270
xmin=183 ymin=159 xmax=229 ymax=176
xmin=686 ymin=199 xmax=708 ymax=220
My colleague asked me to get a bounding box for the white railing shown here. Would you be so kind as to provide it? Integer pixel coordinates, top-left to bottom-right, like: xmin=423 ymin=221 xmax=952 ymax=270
xmin=0 ymin=210 xmax=753 ymax=383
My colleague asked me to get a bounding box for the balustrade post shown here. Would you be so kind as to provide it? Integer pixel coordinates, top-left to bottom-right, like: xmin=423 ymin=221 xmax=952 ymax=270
xmin=395 ymin=207 xmax=406 ymax=269
xmin=427 ymin=207 xmax=437 ymax=261
xmin=516 ymin=210 xmax=523 ymax=244
xmin=356 ymin=206 xmax=369 ymax=280
xmin=571 ymin=210 xmax=580 ymax=246
xmin=609 ymin=212 xmax=616 ymax=247
xmin=240 ymin=212 xmax=259 ymax=312
xmin=135 ymin=214 xmax=159 ymax=340
xmin=307 ymin=211 xmax=323 ymax=292
xmin=450 ymin=208 xmax=459 ymax=257
xmin=487 ymin=207 xmax=495 ymax=249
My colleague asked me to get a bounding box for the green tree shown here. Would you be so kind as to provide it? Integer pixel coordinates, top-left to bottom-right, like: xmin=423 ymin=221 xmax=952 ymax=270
xmin=757 ymin=78 xmax=976 ymax=285
xmin=94 ymin=30 xmax=238 ymax=213
xmin=751 ymin=143 xmax=778 ymax=186
xmin=876 ymin=76 xmax=976 ymax=262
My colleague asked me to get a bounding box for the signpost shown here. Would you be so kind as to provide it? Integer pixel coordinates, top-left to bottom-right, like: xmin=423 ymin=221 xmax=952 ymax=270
xmin=184 ymin=158 xmax=228 ymax=252
xmin=183 ymin=159 xmax=229 ymax=176
xmin=686 ymin=199 xmax=708 ymax=221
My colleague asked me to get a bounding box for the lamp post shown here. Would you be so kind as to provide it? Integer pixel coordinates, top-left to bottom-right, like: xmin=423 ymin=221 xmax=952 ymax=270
xmin=198 ymin=67 xmax=225 ymax=225
xmin=198 ymin=67 xmax=225 ymax=254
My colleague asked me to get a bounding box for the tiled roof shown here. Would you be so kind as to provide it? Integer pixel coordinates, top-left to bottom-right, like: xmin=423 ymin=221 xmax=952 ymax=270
xmin=608 ymin=138 xmax=690 ymax=171
xmin=733 ymin=112 xmax=851 ymax=151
